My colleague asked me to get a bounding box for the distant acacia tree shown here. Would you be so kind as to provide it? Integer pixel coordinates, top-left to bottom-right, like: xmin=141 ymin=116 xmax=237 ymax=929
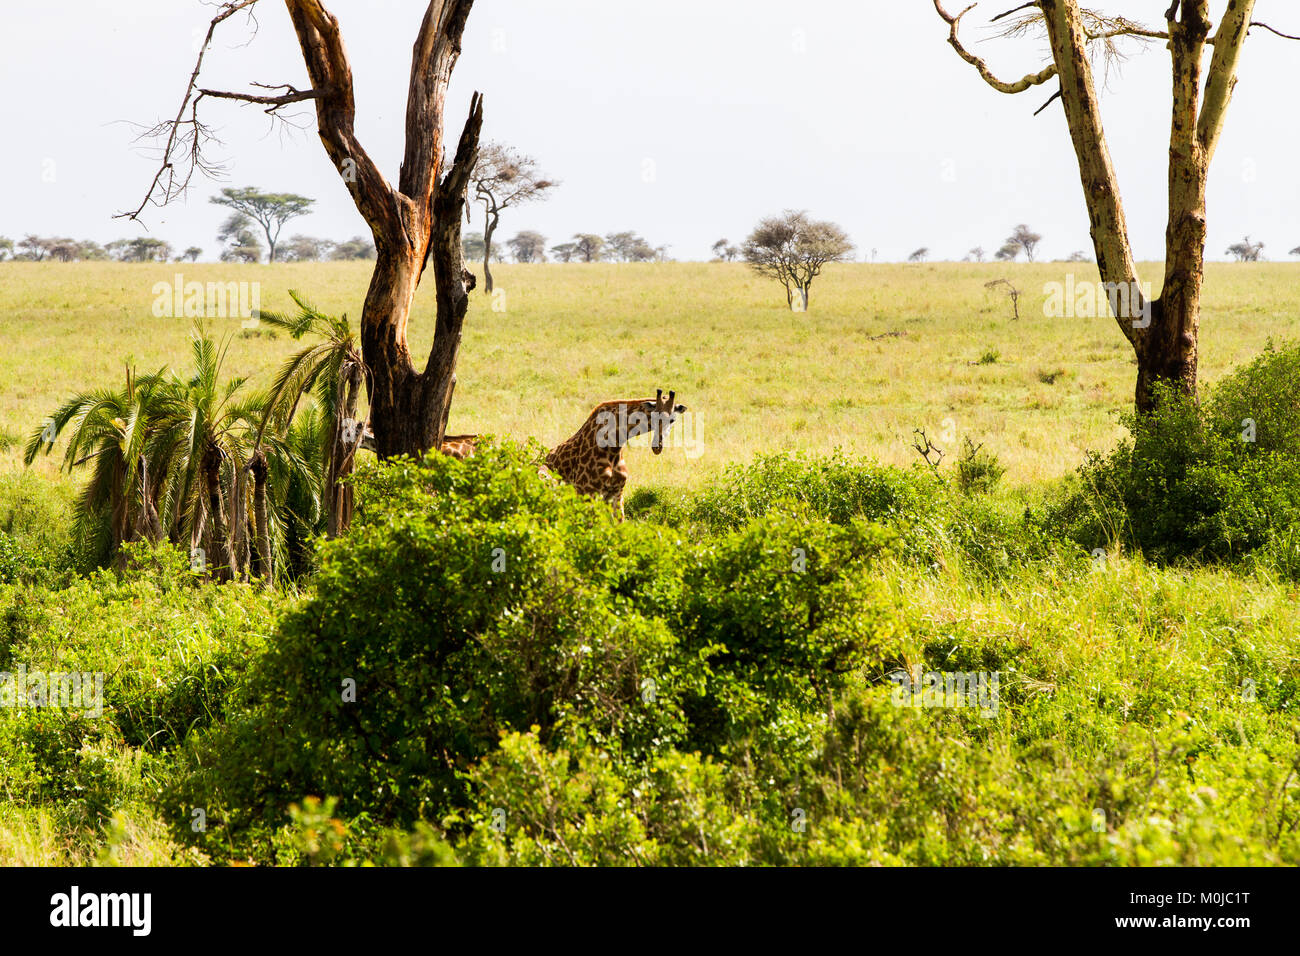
xmin=18 ymin=235 xmax=49 ymax=261
xmin=712 ymin=238 xmax=739 ymax=261
xmin=968 ymin=246 xmax=986 ymax=262
xmin=742 ymin=210 xmax=854 ymax=311
xmin=46 ymin=239 xmax=82 ymax=262
xmin=507 ymin=231 xmax=547 ymax=263
xmin=218 ymin=213 xmax=264 ymax=263
xmin=1290 ymin=245 xmax=1300 ymax=258
xmin=210 ymin=187 xmax=315 ymax=264
xmin=328 ymin=237 xmax=376 ymax=261
xmin=281 ymin=235 xmax=333 ymax=262
xmin=183 ymin=246 xmax=203 ymax=262
xmin=107 ymin=237 xmax=173 ymax=262
xmin=470 ymin=142 xmax=557 ymax=292
xmin=1226 ymin=236 xmax=1265 ymax=262
xmin=462 ymin=232 xmax=485 ymax=261
xmin=0 ymin=237 xmax=13 ymax=260
xmin=995 ymin=241 xmax=1021 ymax=262
xmin=573 ymin=234 xmax=605 ymax=262
xmin=1006 ymin=224 xmax=1043 ymax=263
xmin=908 ymin=247 xmax=930 ymax=263
xmin=604 ymin=231 xmax=656 ymax=262
xmin=550 ymin=242 xmax=578 ymax=262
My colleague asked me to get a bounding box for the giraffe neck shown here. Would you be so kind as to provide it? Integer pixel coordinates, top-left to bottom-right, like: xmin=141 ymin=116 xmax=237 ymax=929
xmin=574 ymin=399 xmax=655 ymax=453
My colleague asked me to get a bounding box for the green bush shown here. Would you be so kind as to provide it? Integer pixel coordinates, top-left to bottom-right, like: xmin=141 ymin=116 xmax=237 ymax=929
xmin=0 ymin=473 xmax=77 ymax=585
xmin=171 ymin=443 xmax=695 ymax=843
xmin=168 ymin=443 xmax=909 ymax=858
xmin=1053 ymin=343 xmax=1300 ymax=562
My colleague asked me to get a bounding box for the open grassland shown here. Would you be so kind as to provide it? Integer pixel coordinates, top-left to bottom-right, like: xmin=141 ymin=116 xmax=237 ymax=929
xmin=5 ymin=261 xmax=1300 ymax=867
xmin=3 ymin=260 xmax=1297 ymax=491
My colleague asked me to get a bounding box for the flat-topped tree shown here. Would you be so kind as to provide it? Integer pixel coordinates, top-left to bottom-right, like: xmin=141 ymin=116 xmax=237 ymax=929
xmin=210 ymin=187 xmax=314 ymax=263
xmin=933 ymin=1 xmax=1298 ymax=413
xmin=119 ymin=0 xmax=484 ymax=463
xmin=742 ymin=210 xmax=854 ymax=311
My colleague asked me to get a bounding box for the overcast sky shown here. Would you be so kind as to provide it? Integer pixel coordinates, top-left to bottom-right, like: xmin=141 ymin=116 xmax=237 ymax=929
xmin=2 ymin=0 xmax=1297 ymax=262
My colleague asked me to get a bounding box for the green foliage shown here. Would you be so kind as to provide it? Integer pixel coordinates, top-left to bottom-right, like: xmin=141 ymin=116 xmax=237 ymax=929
xmin=1053 ymin=343 xmax=1300 ymax=563
xmin=955 ymin=438 xmax=1005 ymax=496
xmin=167 ymin=444 xmax=909 ymax=858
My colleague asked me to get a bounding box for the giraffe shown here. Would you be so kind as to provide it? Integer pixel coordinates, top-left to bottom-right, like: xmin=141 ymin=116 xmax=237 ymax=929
xmin=544 ymin=389 xmax=687 ymax=520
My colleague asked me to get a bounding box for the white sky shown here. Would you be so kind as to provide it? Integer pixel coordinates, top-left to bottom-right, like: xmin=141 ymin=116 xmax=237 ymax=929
xmin=1 ymin=0 xmax=1297 ymax=262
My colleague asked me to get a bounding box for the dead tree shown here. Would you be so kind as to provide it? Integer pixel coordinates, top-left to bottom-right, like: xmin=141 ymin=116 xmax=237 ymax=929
xmin=120 ymin=0 xmax=483 ymax=459
xmin=934 ymin=1 xmax=1298 ymax=413
xmin=985 ymin=278 xmax=1022 ymax=320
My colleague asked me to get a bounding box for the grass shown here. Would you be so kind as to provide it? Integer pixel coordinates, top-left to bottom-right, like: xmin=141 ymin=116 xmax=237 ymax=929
xmin=4 ymin=260 xmax=1297 ymax=491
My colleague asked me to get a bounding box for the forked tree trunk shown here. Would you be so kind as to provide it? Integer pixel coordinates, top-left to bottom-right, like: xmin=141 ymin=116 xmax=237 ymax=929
xmin=1037 ymin=0 xmax=1253 ymax=413
xmin=287 ymin=0 xmax=482 ymax=463
xmin=938 ymin=0 xmax=1257 ymax=414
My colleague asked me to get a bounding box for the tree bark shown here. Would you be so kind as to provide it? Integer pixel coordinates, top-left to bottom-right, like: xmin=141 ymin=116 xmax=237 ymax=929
xmin=327 ymin=355 xmax=364 ymax=537
xmin=1035 ymin=0 xmax=1256 ymax=413
xmin=482 ymin=206 xmax=499 ymax=293
xmin=202 ymin=443 xmax=234 ymax=581
xmin=250 ymin=449 xmax=273 ymax=587
xmin=286 ymin=0 xmax=482 ymax=462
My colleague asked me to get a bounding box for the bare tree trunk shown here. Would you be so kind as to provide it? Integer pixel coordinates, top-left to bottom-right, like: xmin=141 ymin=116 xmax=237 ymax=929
xmin=482 ymin=207 xmax=498 ymax=293
xmin=287 ymin=0 xmax=482 ymax=461
xmin=1140 ymin=1 xmax=1212 ymax=411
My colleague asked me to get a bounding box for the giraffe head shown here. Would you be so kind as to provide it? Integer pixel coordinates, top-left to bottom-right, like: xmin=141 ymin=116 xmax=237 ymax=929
xmin=641 ymin=388 xmax=687 ymax=456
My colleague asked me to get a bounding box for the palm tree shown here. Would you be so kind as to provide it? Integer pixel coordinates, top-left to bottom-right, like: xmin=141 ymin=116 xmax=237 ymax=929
xmin=254 ymin=291 xmax=366 ymax=537
xmin=24 ymin=366 xmax=170 ymax=567
xmin=28 ymin=322 xmax=332 ymax=581
xmin=143 ymin=330 xmax=265 ymax=581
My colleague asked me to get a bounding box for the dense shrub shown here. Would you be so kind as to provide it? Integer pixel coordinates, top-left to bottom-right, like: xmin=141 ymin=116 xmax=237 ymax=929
xmin=0 ymin=473 xmax=77 ymax=585
xmin=1053 ymin=343 xmax=1300 ymax=562
xmin=167 ymin=443 xmax=906 ymax=857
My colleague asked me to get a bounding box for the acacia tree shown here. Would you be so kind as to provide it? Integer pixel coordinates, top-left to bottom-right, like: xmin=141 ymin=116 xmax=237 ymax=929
xmin=742 ymin=210 xmax=854 ymax=311
xmin=120 ymin=0 xmax=484 ymax=462
xmin=933 ymin=0 xmax=1298 ymax=412
xmin=210 ymin=186 xmax=314 ymax=263
xmin=506 ymin=231 xmax=547 ymax=262
xmin=218 ymin=213 xmax=264 ymax=263
xmin=470 ymin=142 xmax=557 ymax=292
xmin=1225 ymin=235 xmax=1264 ymax=261
xmin=573 ymin=233 xmax=605 ymax=262
xmin=1007 ymin=223 xmax=1043 ymax=262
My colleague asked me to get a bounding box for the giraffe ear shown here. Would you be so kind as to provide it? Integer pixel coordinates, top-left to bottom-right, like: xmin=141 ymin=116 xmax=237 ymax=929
xmin=641 ymin=400 xmax=655 ymax=410
xmin=674 ymin=404 xmax=687 ymax=413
